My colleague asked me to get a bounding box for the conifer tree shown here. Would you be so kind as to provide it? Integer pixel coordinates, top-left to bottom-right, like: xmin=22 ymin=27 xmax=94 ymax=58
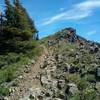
xmin=5 ymin=0 xmax=14 ymax=26
xmin=13 ymin=0 xmax=37 ymax=40
xmin=3 ymin=0 xmax=37 ymax=40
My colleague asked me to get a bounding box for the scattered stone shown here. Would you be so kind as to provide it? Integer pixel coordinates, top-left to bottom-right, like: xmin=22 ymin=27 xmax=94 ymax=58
xmin=57 ymin=80 xmax=65 ymax=90
xmin=68 ymin=83 xmax=79 ymax=95
xmin=19 ymin=75 xmax=23 ymax=79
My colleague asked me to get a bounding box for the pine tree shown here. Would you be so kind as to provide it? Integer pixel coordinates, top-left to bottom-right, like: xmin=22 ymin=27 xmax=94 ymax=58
xmin=13 ymin=0 xmax=37 ymax=40
xmin=5 ymin=0 xmax=14 ymax=26
xmin=2 ymin=0 xmax=37 ymax=40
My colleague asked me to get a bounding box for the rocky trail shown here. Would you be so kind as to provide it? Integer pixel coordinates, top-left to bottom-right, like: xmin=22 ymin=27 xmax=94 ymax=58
xmin=7 ymin=46 xmax=69 ymax=100
xmin=7 ymin=46 xmax=49 ymax=100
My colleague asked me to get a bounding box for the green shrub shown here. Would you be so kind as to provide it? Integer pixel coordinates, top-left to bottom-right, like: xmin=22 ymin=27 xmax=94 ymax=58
xmin=5 ymin=68 xmax=14 ymax=82
xmin=84 ymin=74 xmax=95 ymax=81
xmin=84 ymin=88 xmax=97 ymax=100
xmin=0 ymin=86 xmax=10 ymax=96
xmin=3 ymin=27 xmax=33 ymax=40
xmin=0 ymin=53 xmax=21 ymax=69
xmin=0 ymin=40 xmax=43 ymax=84
xmin=68 ymin=92 xmax=82 ymax=100
xmin=77 ymin=79 xmax=88 ymax=90
xmin=7 ymin=53 xmax=20 ymax=64
xmin=66 ymin=73 xmax=87 ymax=90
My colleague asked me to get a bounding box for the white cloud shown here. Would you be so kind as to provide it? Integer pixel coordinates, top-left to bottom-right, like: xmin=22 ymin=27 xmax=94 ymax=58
xmin=87 ymin=30 xmax=97 ymax=36
xmin=42 ymin=0 xmax=100 ymax=25
xmin=76 ymin=0 xmax=100 ymax=10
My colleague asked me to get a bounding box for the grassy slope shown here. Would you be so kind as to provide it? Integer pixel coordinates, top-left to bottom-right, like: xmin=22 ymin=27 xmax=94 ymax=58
xmin=0 ymin=40 xmax=44 ymax=96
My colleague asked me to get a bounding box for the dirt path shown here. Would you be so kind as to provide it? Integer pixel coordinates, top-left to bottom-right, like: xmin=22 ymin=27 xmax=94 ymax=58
xmin=8 ymin=46 xmax=48 ymax=100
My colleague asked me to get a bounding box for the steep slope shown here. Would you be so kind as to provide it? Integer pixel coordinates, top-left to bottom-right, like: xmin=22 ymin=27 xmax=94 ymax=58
xmin=38 ymin=27 xmax=100 ymax=100
xmin=2 ymin=27 xmax=100 ymax=100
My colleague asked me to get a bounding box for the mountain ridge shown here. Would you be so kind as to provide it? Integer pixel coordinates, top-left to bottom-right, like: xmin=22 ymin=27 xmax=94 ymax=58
xmin=44 ymin=27 xmax=100 ymax=53
xmin=1 ymin=27 xmax=100 ymax=100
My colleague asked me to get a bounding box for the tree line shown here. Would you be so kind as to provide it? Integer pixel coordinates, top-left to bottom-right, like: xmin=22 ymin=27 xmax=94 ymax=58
xmin=0 ymin=0 xmax=38 ymax=41
xmin=0 ymin=0 xmax=39 ymax=54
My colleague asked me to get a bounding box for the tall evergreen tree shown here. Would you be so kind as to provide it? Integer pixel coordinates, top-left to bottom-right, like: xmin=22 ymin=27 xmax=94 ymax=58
xmin=13 ymin=0 xmax=37 ymax=40
xmin=2 ymin=0 xmax=37 ymax=40
xmin=5 ymin=0 xmax=14 ymax=26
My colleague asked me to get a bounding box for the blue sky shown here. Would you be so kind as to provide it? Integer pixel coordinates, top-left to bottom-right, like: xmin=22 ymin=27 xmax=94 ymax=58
xmin=0 ymin=0 xmax=100 ymax=42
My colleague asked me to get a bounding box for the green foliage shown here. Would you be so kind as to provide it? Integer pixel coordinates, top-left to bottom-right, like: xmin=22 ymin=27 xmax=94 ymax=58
xmin=84 ymin=74 xmax=95 ymax=81
xmin=83 ymin=88 xmax=97 ymax=100
xmin=2 ymin=0 xmax=37 ymax=40
xmin=2 ymin=24 xmax=34 ymax=40
xmin=68 ymin=92 xmax=81 ymax=100
xmin=0 ymin=86 xmax=10 ymax=96
xmin=68 ymin=88 xmax=97 ymax=100
xmin=12 ymin=0 xmax=37 ymax=40
xmin=77 ymin=79 xmax=88 ymax=90
xmin=13 ymin=40 xmax=37 ymax=52
xmin=0 ymin=40 xmax=43 ymax=84
xmin=0 ymin=53 xmax=20 ymax=69
xmin=0 ymin=64 xmax=17 ymax=83
xmin=5 ymin=68 xmax=15 ymax=82
xmin=5 ymin=0 xmax=14 ymax=26
xmin=66 ymin=73 xmax=88 ymax=90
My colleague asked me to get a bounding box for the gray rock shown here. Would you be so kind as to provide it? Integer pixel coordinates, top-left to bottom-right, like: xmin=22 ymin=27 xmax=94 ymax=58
xmin=40 ymin=75 xmax=51 ymax=89
xmin=68 ymin=83 xmax=79 ymax=95
xmin=19 ymin=75 xmax=23 ymax=79
xmin=57 ymin=80 xmax=65 ymax=90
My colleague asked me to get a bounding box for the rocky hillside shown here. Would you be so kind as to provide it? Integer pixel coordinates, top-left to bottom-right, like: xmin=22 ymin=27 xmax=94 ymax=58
xmin=38 ymin=27 xmax=100 ymax=100
xmin=1 ymin=27 xmax=100 ymax=100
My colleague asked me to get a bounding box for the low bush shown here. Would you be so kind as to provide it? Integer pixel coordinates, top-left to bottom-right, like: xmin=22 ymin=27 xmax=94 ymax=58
xmin=0 ymin=86 xmax=10 ymax=96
